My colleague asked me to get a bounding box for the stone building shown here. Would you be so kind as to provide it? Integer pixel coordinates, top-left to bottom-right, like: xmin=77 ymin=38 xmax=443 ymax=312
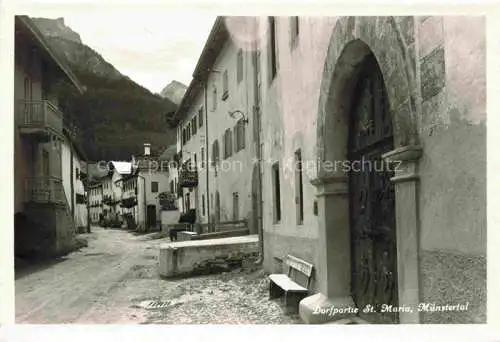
xmin=14 ymin=15 xmax=86 ymax=257
xmin=173 ymin=16 xmax=486 ymax=324
xmin=131 ymin=143 xmax=170 ymax=231
xmin=172 ymin=17 xmax=261 ymax=232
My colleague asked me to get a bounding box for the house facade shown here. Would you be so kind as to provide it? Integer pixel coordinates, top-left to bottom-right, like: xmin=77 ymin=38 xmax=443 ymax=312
xmin=61 ymin=131 xmax=88 ymax=232
xmin=132 ymin=144 xmax=170 ymax=231
xmin=14 ymin=15 xmax=85 ymax=257
xmin=173 ymin=16 xmax=486 ymax=324
xmin=173 ymin=17 xmax=260 ymax=232
xmin=89 ymin=183 xmax=103 ymax=224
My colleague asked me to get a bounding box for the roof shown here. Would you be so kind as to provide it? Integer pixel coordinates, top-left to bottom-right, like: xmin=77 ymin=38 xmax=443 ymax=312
xmin=171 ymin=16 xmax=228 ymax=126
xmin=15 ymin=16 xmax=85 ymax=94
xmin=110 ymin=161 xmax=132 ymax=175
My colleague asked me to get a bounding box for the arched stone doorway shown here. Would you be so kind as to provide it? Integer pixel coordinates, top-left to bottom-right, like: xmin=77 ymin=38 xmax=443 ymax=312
xmin=302 ymin=17 xmax=424 ymax=325
xmin=347 ymin=52 xmax=397 ymax=324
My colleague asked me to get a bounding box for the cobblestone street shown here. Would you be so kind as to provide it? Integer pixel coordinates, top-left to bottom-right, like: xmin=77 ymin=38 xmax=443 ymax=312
xmin=15 ymin=227 xmax=300 ymax=324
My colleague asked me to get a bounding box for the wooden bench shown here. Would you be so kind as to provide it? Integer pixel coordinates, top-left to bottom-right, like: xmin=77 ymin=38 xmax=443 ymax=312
xmin=269 ymin=255 xmax=314 ymax=314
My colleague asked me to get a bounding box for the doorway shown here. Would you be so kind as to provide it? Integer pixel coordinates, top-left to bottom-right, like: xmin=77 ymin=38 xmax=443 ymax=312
xmin=347 ymin=53 xmax=398 ymax=324
xmin=146 ymin=205 xmax=156 ymax=229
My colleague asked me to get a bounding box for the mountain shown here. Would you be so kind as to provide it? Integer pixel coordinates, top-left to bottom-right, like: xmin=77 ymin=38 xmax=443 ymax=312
xmin=30 ymin=17 xmax=178 ymax=161
xmin=159 ymin=80 xmax=188 ymax=106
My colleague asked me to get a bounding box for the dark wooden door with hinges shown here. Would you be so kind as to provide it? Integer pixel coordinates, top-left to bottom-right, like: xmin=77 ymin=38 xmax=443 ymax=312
xmin=348 ymin=53 xmax=398 ymax=324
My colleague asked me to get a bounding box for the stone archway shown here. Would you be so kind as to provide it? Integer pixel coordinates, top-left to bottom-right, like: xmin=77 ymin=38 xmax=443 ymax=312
xmin=301 ymin=17 xmax=424 ymax=324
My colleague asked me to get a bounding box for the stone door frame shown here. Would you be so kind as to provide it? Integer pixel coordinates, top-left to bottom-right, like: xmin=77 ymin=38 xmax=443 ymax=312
xmin=303 ymin=16 xmax=424 ymax=324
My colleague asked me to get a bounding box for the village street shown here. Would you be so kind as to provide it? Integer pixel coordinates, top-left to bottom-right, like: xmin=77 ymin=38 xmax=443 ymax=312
xmin=15 ymin=227 xmax=300 ymax=324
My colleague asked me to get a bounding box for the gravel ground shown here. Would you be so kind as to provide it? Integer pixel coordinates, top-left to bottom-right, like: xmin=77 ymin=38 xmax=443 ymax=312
xmin=15 ymin=227 xmax=301 ymax=324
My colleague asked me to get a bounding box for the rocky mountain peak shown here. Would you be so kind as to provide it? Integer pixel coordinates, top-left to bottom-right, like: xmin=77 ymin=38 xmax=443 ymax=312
xmin=159 ymin=80 xmax=187 ymax=106
xmin=30 ymin=17 xmax=82 ymax=44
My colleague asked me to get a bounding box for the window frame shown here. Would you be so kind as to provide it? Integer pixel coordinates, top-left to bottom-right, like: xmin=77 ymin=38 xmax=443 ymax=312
xmin=151 ymin=181 xmax=159 ymax=193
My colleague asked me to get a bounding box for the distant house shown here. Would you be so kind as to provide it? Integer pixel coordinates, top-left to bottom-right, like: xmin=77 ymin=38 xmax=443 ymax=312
xmin=88 ymin=182 xmax=103 ymax=224
xmin=14 ymin=15 xmax=85 ymax=258
xmin=131 ymin=143 xmax=169 ymax=232
xmin=60 ymin=129 xmax=88 ymax=233
xmin=158 ymin=144 xmax=181 ymax=229
xmin=100 ymin=161 xmax=131 ymax=224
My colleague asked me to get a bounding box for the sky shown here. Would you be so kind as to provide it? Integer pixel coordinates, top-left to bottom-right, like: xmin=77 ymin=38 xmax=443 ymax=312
xmin=23 ymin=7 xmax=217 ymax=94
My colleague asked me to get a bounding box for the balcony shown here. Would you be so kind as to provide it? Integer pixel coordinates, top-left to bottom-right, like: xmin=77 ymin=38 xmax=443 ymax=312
xmin=17 ymin=100 xmax=63 ymax=140
xmin=179 ymin=165 xmax=198 ymax=188
xmin=25 ymin=176 xmax=65 ymax=204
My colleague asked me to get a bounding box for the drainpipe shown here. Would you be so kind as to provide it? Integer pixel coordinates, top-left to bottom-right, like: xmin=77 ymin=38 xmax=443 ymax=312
xmin=137 ymin=173 xmax=147 ymax=232
xmin=252 ymin=47 xmax=264 ymax=264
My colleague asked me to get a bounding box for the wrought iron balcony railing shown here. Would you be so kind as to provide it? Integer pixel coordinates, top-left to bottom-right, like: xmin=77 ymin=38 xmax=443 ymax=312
xmin=179 ymin=166 xmax=198 ymax=188
xmin=17 ymin=100 xmax=64 ymax=138
xmin=25 ymin=176 xmax=65 ymax=204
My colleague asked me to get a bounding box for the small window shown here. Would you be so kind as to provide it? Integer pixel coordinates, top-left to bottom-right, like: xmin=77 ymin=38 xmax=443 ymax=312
xmin=192 ymin=116 xmax=197 ymax=135
xmin=272 ymin=162 xmax=281 ymax=223
xmin=201 ymin=147 xmax=205 ymax=168
xmin=268 ymin=16 xmax=278 ymax=83
xmin=76 ymin=167 xmax=80 ymax=180
xmin=151 ymin=181 xmax=159 ymax=193
xmin=212 ymin=140 xmax=220 ymax=168
xmin=291 ymin=16 xmax=299 ymax=47
xmin=234 ymin=119 xmax=246 ymax=152
xmin=198 ymin=107 xmax=204 ymax=127
xmin=202 ymin=194 xmax=206 ymax=216
xmin=237 ymin=49 xmax=243 ymax=84
xmin=212 ymin=86 xmax=217 ymax=111
xmin=224 ymin=129 xmax=233 ymax=159
xmin=222 ymin=70 xmax=229 ymax=101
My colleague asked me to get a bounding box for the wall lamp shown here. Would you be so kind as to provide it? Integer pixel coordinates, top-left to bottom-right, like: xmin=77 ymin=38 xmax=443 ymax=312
xmin=228 ymin=110 xmax=249 ymax=124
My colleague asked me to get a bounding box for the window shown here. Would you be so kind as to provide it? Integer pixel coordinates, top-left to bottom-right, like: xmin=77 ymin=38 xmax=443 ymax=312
xmin=182 ymin=128 xmax=187 ymax=145
xmin=198 ymin=107 xmax=204 ymax=127
xmin=291 ymin=16 xmax=299 ymax=47
xmin=170 ymin=180 xmax=174 ymax=193
xmin=212 ymin=140 xmax=220 ymax=168
xmin=222 ymin=70 xmax=229 ymax=100
xmin=234 ymin=119 xmax=246 ymax=152
xmin=201 ymin=147 xmax=205 ymax=168
xmin=192 ymin=116 xmax=197 ymax=135
xmin=295 ymin=149 xmax=304 ymax=224
xmin=268 ymin=16 xmax=278 ymax=83
xmin=224 ymin=129 xmax=233 ymax=159
xmin=212 ymin=86 xmax=217 ymax=111
xmin=194 ymin=153 xmax=197 ymax=169
xmin=233 ymin=192 xmax=239 ymax=221
xmin=202 ymin=194 xmax=206 ymax=216
xmin=272 ymin=162 xmax=281 ymax=223
xmin=187 ymin=123 xmax=191 ymax=141
xmin=237 ymin=49 xmax=243 ymax=84
xmin=151 ymin=181 xmax=159 ymax=193
xmin=76 ymin=167 xmax=80 ymax=180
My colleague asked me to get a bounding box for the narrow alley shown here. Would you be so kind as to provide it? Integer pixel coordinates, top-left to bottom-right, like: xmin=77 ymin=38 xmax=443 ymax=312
xmin=15 ymin=228 xmax=300 ymax=324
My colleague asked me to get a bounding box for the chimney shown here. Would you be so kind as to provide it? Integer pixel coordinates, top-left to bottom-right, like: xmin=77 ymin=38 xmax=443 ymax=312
xmin=144 ymin=143 xmax=151 ymax=156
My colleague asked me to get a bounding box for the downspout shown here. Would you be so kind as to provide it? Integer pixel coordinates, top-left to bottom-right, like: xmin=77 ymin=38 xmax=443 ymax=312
xmin=204 ymin=75 xmax=211 ymax=230
xmin=253 ymin=47 xmax=264 ymax=264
